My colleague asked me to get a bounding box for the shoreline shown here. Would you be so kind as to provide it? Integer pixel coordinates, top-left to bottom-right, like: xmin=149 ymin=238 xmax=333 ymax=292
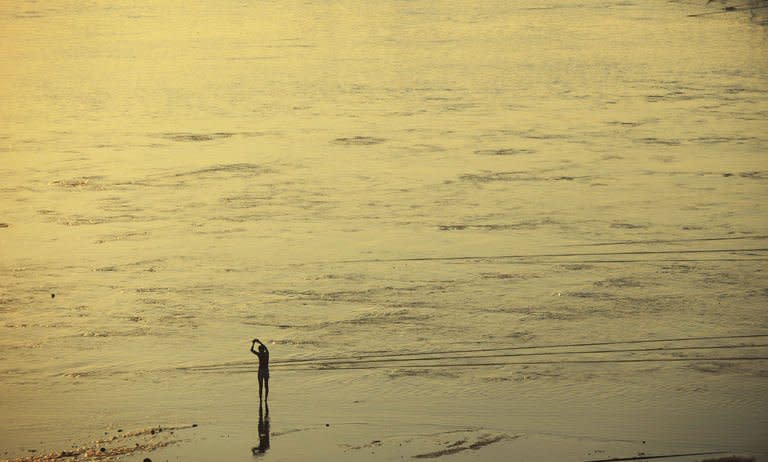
xmin=1 ymin=420 xmax=760 ymax=462
xmin=3 ymin=362 xmax=766 ymax=462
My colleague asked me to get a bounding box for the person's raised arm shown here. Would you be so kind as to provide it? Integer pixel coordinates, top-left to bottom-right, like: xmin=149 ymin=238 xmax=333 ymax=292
xmin=251 ymin=338 xmax=259 ymax=355
xmin=255 ymin=338 xmax=269 ymax=353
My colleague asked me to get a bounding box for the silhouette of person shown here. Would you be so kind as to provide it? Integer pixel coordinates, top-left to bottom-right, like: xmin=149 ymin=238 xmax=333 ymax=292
xmin=251 ymin=402 xmax=270 ymax=455
xmin=251 ymin=338 xmax=269 ymax=403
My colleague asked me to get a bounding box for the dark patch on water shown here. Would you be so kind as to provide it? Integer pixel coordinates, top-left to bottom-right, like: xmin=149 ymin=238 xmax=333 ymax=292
xmin=635 ymin=137 xmax=682 ymax=146
xmin=135 ymin=287 xmax=170 ymax=294
xmin=478 ymin=305 xmax=525 ymax=314
xmin=263 ymin=43 xmax=315 ymax=49
xmin=491 ymin=370 xmax=562 ymax=383
xmin=719 ymin=171 xmax=768 ymax=179
xmin=438 ymin=220 xmax=556 ymax=231
xmin=331 ymin=136 xmax=387 ymax=146
xmin=594 ymin=277 xmax=645 ymax=288
xmin=735 ymin=171 xmax=767 ymax=180
xmin=271 ymin=338 xmax=321 ymax=347
xmin=174 ymin=163 xmax=271 ymax=179
xmin=495 ymin=128 xmax=572 ymax=141
xmin=160 ymin=132 xmax=235 ymax=142
xmin=387 ymin=368 xmax=460 ymax=379
xmin=423 ymin=96 xmax=459 ymax=102
xmin=563 ymin=291 xmax=617 ymax=300
xmin=206 ymin=214 xmax=265 ymax=223
xmin=652 ymin=155 xmax=678 ymax=164
xmin=0 ymin=223 xmax=9 ymax=228
xmin=220 ymin=193 xmax=272 ymax=209
xmin=14 ymin=11 xmax=45 ymax=19
xmin=560 ymin=264 xmax=594 ymax=270
xmin=689 ymin=361 xmax=737 ymax=374
xmin=191 ymin=226 xmax=247 ymax=236
xmin=606 ymin=120 xmax=644 ymax=127
xmin=241 ymin=319 xmax=312 ymax=329
xmin=610 ymin=222 xmax=646 ymax=229
xmin=505 ymin=331 xmax=535 ymax=341
xmin=443 ymin=102 xmax=478 ymax=112
xmin=400 ymin=143 xmax=445 ymax=153
xmin=51 ymin=176 xmax=106 ymax=190
xmin=343 ymin=309 xmax=432 ymax=326
xmin=273 ymin=284 xmax=439 ymax=305
xmin=80 ymin=327 xmax=149 ymax=338
xmin=480 ymin=272 xmax=541 ymax=280
xmin=55 ymin=214 xmax=139 ymax=226
xmin=457 ymin=171 xmax=543 ymax=183
xmin=660 ymin=264 xmax=697 ymax=274
xmin=700 ymin=271 xmax=743 ymax=287
xmin=387 ymin=301 xmax=432 ymax=309
xmin=0 ymin=296 xmax=24 ymax=313
xmin=524 ymin=309 xmax=580 ymax=321
xmin=315 ymin=273 xmax=367 ymax=281
xmin=331 ymin=136 xmax=386 ymax=146
xmin=689 ymin=136 xmax=752 ymax=144
xmin=474 ymin=148 xmax=536 ymax=156
xmin=94 ymin=231 xmax=150 ymax=244
xmin=99 ymin=197 xmax=142 ymax=214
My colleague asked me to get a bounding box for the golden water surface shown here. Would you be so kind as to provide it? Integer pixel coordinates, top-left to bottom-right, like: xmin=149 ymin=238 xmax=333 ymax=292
xmin=1 ymin=0 xmax=767 ymax=460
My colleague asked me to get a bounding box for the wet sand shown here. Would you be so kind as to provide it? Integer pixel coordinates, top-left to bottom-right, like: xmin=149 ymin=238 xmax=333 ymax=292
xmin=3 ymin=330 xmax=768 ymax=461
xmin=2 ymin=370 xmax=763 ymax=462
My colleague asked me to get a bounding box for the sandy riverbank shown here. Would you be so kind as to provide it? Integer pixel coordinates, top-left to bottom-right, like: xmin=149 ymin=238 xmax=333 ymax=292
xmin=3 ymin=360 xmax=766 ymax=462
xmin=2 ymin=406 xmax=761 ymax=462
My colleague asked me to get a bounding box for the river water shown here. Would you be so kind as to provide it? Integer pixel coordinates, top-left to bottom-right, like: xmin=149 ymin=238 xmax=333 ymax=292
xmin=1 ymin=0 xmax=767 ymax=460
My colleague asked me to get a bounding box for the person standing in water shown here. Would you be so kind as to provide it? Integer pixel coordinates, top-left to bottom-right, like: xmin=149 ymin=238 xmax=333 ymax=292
xmin=251 ymin=338 xmax=270 ymax=402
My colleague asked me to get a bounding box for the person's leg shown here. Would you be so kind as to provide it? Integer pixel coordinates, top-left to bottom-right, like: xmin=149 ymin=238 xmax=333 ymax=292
xmin=258 ymin=375 xmax=264 ymax=402
xmin=264 ymin=377 xmax=269 ymax=402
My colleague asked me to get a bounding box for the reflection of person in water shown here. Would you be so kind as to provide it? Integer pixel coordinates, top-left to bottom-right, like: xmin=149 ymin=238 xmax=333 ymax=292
xmin=250 ymin=338 xmax=269 ymax=403
xmin=252 ymin=402 xmax=270 ymax=455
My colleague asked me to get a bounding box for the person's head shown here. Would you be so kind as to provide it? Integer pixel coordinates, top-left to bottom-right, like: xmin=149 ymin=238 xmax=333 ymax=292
xmin=259 ymin=345 xmax=266 ymax=353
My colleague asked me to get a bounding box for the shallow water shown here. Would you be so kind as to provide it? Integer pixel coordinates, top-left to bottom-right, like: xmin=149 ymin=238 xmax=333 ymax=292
xmin=1 ymin=0 xmax=767 ymax=460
